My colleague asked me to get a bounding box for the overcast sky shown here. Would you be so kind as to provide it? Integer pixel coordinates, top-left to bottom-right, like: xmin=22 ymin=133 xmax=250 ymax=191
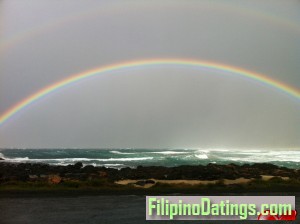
xmin=0 ymin=0 xmax=299 ymax=149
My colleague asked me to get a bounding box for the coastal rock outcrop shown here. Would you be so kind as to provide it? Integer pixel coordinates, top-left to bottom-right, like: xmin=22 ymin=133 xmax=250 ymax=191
xmin=0 ymin=162 xmax=298 ymax=184
xmin=135 ymin=179 xmax=155 ymax=186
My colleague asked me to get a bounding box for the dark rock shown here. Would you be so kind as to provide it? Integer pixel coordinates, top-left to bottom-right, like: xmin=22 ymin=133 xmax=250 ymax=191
xmin=82 ymin=165 xmax=96 ymax=173
xmin=98 ymin=171 xmax=107 ymax=177
xmin=135 ymin=179 xmax=155 ymax=186
xmin=251 ymin=163 xmax=279 ymax=170
xmin=145 ymin=179 xmax=155 ymax=184
xmin=28 ymin=175 xmax=38 ymax=181
xmin=40 ymin=174 xmax=48 ymax=179
xmin=0 ymin=161 xmax=298 ymax=184
xmin=74 ymin=162 xmax=83 ymax=169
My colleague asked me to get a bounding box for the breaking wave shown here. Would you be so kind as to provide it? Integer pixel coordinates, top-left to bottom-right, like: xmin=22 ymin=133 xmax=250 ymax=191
xmin=110 ymin=151 xmax=136 ymax=155
xmin=1 ymin=148 xmax=299 ymax=169
xmin=149 ymin=151 xmax=188 ymax=155
xmin=195 ymin=154 xmax=208 ymax=159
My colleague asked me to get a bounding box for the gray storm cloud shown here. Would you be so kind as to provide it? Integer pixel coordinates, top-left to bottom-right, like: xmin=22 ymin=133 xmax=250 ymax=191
xmin=0 ymin=0 xmax=299 ymax=148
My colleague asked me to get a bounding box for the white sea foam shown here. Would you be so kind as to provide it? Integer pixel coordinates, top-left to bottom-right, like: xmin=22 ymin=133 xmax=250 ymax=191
xmin=110 ymin=151 xmax=136 ymax=155
xmin=209 ymin=149 xmax=229 ymax=152
xmin=4 ymin=157 xmax=154 ymax=162
xmin=4 ymin=157 xmax=29 ymax=162
xmin=95 ymin=157 xmax=153 ymax=162
xmin=149 ymin=151 xmax=187 ymax=155
xmin=196 ymin=150 xmax=210 ymax=153
xmin=225 ymin=155 xmax=300 ymax=163
xmin=103 ymin=163 xmax=124 ymax=166
xmin=195 ymin=154 xmax=208 ymax=159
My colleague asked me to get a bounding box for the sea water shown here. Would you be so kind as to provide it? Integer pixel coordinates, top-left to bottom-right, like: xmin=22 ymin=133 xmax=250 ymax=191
xmin=0 ymin=148 xmax=299 ymax=169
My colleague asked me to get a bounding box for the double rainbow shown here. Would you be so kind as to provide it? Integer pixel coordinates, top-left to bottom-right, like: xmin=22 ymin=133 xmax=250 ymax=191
xmin=0 ymin=58 xmax=299 ymax=126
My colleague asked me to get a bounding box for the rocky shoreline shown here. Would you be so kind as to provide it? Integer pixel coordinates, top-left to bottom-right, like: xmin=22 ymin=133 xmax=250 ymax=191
xmin=1 ymin=161 xmax=299 ymax=182
xmin=0 ymin=161 xmax=300 ymax=194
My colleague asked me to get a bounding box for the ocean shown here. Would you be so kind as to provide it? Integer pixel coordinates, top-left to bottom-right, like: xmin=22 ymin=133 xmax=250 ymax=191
xmin=1 ymin=148 xmax=299 ymax=169
xmin=1 ymin=149 xmax=299 ymax=223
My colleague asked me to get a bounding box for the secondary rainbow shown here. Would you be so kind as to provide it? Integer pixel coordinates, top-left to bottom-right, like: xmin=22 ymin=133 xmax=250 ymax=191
xmin=1 ymin=2 xmax=300 ymax=54
xmin=0 ymin=58 xmax=299 ymax=126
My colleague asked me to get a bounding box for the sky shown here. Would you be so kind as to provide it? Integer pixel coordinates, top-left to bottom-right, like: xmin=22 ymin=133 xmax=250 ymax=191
xmin=0 ymin=0 xmax=299 ymax=149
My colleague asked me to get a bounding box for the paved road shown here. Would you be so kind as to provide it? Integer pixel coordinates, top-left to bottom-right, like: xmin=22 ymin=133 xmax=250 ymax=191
xmin=0 ymin=194 xmax=298 ymax=224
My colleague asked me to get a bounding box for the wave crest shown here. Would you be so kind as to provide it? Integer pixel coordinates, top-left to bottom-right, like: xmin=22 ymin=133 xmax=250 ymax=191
xmin=110 ymin=151 xmax=136 ymax=155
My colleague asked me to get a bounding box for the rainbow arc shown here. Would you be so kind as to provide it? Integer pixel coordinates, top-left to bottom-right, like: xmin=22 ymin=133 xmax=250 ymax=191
xmin=0 ymin=58 xmax=299 ymax=126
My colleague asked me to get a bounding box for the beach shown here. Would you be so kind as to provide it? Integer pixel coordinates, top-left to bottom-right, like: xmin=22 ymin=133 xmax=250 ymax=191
xmin=115 ymin=175 xmax=290 ymax=188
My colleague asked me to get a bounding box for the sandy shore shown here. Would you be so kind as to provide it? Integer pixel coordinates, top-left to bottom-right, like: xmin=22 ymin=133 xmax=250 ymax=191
xmin=115 ymin=175 xmax=290 ymax=188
